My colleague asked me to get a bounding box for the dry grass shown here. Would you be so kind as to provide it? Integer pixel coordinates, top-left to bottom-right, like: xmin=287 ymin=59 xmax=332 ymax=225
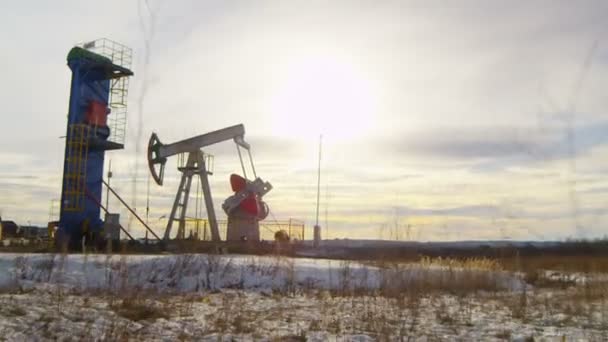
xmin=5 ymin=305 xmax=27 ymax=317
xmin=110 ymin=296 xmax=170 ymax=321
xmin=367 ymin=256 xmax=511 ymax=298
xmin=2 ymin=251 xmax=608 ymax=340
xmin=499 ymin=255 xmax=608 ymax=274
xmin=419 ymin=256 xmax=503 ymax=271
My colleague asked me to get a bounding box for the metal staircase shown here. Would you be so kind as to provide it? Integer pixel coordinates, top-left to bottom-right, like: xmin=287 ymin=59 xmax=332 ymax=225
xmin=63 ymin=124 xmax=90 ymax=211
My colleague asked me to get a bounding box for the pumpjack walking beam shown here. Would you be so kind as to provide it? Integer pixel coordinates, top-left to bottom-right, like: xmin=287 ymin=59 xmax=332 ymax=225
xmin=148 ymin=124 xmax=251 ymax=242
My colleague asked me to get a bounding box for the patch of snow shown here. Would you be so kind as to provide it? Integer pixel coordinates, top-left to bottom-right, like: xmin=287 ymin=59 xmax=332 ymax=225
xmin=0 ymin=253 xmax=524 ymax=294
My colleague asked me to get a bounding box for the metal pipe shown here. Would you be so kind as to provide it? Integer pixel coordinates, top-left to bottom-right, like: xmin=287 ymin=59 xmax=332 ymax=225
xmin=85 ymin=189 xmax=135 ymax=241
xmin=315 ymin=135 xmax=322 ymax=227
xmin=102 ymin=180 xmax=162 ymax=240
xmin=247 ymin=149 xmax=257 ymax=179
xmin=236 ymin=144 xmax=248 ymax=179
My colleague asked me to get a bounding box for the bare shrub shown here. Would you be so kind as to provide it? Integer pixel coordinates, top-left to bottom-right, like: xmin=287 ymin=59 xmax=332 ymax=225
xmin=110 ymin=296 xmax=169 ymax=321
xmin=337 ymin=259 xmax=353 ymax=296
xmin=272 ymin=255 xmax=297 ymax=296
xmin=167 ymin=254 xmax=195 ymax=289
xmin=495 ymin=330 xmax=512 ymax=339
xmin=6 ymin=305 xmax=27 ymax=317
xmin=32 ymin=254 xmax=56 ymax=282
xmin=12 ymin=256 xmax=29 ymax=283
xmin=114 ymin=255 xmax=129 ymax=292
xmin=210 ymin=292 xmax=238 ymax=333
xmin=404 ymin=293 xmax=423 ymax=337
xmin=508 ymin=286 xmax=528 ymax=322
xmin=201 ymin=252 xmax=233 ymax=290
xmin=101 ymin=314 xmax=130 ymax=340
xmin=435 ymin=297 xmax=455 ymax=325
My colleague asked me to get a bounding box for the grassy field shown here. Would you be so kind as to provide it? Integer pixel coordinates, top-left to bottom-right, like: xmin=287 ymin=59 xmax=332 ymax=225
xmin=0 ymin=250 xmax=607 ymax=340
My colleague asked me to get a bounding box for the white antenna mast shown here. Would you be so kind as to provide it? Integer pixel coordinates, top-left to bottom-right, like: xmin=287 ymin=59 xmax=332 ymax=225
xmin=314 ymin=134 xmax=322 ymax=247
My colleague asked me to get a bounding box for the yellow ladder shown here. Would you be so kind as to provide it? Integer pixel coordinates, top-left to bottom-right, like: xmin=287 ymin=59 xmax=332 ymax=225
xmin=63 ymin=124 xmax=90 ymax=211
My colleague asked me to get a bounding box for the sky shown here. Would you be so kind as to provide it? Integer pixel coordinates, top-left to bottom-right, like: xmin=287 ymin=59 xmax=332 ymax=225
xmin=0 ymin=0 xmax=607 ymax=241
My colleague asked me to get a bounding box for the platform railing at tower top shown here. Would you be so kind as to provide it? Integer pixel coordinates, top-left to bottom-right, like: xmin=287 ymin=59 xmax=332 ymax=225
xmin=78 ymin=38 xmax=132 ymax=146
xmin=79 ymin=38 xmax=132 ymax=69
xmin=179 ymin=218 xmax=305 ymax=242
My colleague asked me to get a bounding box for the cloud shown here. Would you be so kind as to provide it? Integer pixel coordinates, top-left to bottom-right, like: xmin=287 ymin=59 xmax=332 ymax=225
xmin=394 ymin=205 xmax=503 ymax=218
xmin=1 ymin=1 xmax=607 ymax=240
xmin=580 ymin=186 xmax=608 ymax=195
xmin=339 ymin=119 xmax=608 ymax=174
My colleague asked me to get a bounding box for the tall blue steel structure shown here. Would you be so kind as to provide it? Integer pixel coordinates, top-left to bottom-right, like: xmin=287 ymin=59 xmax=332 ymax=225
xmin=58 ymin=40 xmax=133 ymax=249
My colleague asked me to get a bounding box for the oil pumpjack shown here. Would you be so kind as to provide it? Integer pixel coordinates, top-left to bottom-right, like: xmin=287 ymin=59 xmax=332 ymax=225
xmin=147 ymin=124 xmax=272 ymax=242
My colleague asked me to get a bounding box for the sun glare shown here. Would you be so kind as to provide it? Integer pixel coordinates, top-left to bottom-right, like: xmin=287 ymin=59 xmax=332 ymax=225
xmin=270 ymin=56 xmax=377 ymax=144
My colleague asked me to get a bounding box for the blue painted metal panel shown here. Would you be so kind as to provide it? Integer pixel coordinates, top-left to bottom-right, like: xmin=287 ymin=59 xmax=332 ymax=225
xmin=58 ymin=49 xmax=118 ymax=248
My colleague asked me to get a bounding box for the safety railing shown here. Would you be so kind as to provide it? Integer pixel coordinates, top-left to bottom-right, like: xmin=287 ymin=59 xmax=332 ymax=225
xmin=180 ymin=218 xmax=305 ymax=242
xmin=79 ymin=38 xmax=132 ymax=146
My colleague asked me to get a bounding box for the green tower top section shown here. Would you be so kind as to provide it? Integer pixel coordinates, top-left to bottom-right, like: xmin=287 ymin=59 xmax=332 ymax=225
xmin=67 ymin=46 xmax=113 ymax=64
xmin=67 ymin=45 xmax=133 ymax=79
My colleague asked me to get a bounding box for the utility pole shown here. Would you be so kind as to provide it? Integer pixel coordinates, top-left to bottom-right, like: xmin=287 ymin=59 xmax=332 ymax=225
xmin=314 ymin=135 xmax=322 ymax=247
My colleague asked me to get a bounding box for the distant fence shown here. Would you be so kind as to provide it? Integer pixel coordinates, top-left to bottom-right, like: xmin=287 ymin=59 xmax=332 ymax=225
xmin=182 ymin=218 xmax=305 ymax=241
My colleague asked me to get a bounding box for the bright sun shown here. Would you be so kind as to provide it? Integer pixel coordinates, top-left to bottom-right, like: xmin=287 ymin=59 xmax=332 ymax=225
xmin=270 ymin=56 xmax=377 ymax=144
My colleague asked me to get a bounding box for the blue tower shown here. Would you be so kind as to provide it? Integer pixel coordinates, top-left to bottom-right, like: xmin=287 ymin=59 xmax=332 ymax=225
xmin=58 ymin=39 xmax=133 ymax=250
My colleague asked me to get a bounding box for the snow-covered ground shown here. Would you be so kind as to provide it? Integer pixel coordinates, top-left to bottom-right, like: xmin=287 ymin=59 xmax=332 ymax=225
xmin=0 ymin=253 xmax=523 ymax=294
xmin=0 ymin=253 xmax=606 ymax=341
